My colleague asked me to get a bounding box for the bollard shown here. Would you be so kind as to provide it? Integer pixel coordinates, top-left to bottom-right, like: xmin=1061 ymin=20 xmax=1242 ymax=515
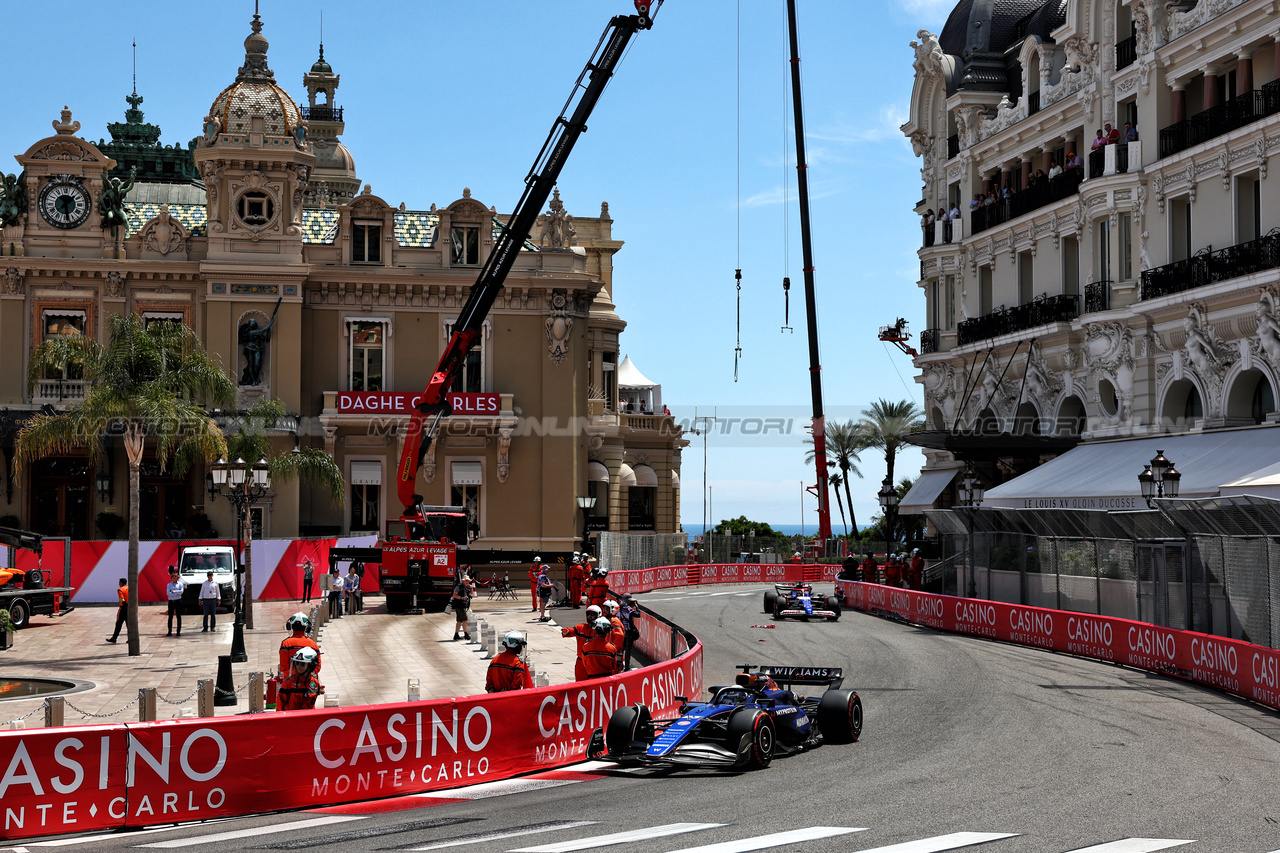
xmin=534 ymin=671 xmax=551 ymax=688
xmin=214 ymin=655 xmax=238 ymax=707
xmin=139 ymin=687 xmax=157 ymax=722
xmin=467 ymin=616 xmax=479 ymax=643
xmin=198 ymin=679 xmax=215 ymax=717
xmin=324 ymin=692 xmax=340 ymax=708
xmin=45 ymin=696 xmax=64 ymax=728
xmin=309 ymin=605 xmax=320 ymax=636
xmin=407 ymin=678 xmax=421 ymax=702
xmin=476 ymin=621 xmax=488 ymax=652
xmin=482 ymin=625 xmax=497 ymax=660
xmin=248 ymin=672 xmax=265 ymax=713
xmin=5 ymin=720 xmax=24 ymax=730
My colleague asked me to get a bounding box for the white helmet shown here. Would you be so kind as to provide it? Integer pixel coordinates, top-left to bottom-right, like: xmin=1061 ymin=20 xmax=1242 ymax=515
xmin=290 ymin=647 xmax=319 ymax=668
xmin=586 ymin=604 xmax=603 ymax=620
xmin=285 ymin=612 xmax=310 ymax=632
xmin=601 ymin=599 xmax=619 ymax=615
xmin=593 ymin=618 xmax=612 ymax=636
xmin=503 ymin=631 xmax=527 ymax=650
xmin=596 ymin=567 xmax=609 ymax=578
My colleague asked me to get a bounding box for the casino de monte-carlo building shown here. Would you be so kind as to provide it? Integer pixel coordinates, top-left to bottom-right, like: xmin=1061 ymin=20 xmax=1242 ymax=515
xmin=0 ymin=11 xmax=684 ymax=549
xmin=897 ymin=0 xmax=1280 ymax=520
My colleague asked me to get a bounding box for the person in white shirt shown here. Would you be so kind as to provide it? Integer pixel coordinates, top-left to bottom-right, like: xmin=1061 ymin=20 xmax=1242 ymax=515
xmin=1048 ymin=159 xmax=1063 ymax=180
xmin=166 ymin=567 xmax=185 ymax=637
xmin=200 ymin=571 xmax=220 ymax=632
xmin=948 ymin=203 xmax=960 ymax=220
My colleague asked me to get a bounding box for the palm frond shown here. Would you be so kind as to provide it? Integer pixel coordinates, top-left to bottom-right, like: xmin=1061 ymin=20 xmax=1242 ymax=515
xmin=270 ymin=447 xmax=346 ymax=504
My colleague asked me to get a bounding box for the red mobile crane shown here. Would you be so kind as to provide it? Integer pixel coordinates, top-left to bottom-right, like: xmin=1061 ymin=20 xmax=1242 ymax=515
xmin=332 ymin=2 xmax=663 ymax=612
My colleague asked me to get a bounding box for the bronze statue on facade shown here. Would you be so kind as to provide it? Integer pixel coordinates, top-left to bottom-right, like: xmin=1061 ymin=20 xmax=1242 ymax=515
xmin=239 ymin=297 xmax=282 ymax=386
xmin=98 ymin=167 xmax=136 ymax=243
xmin=0 ymin=172 xmax=27 ymax=228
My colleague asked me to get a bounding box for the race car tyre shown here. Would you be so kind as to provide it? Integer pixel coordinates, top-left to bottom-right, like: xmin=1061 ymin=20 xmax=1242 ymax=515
xmin=605 ymin=704 xmax=652 ymax=756
xmin=9 ymin=598 xmax=30 ymax=630
xmin=727 ymin=709 xmax=775 ymax=769
xmin=816 ymin=689 xmax=862 ymax=744
xmin=763 ymin=589 xmax=778 ymax=614
xmin=826 ymin=601 xmax=842 ymax=621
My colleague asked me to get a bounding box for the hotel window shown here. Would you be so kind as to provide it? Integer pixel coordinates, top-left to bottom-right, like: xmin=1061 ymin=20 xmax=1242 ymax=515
xmin=349 ymin=320 xmax=386 ymax=392
xmin=1171 ymin=197 xmax=1192 ymax=262
xmin=350 ymin=460 xmax=382 ymax=534
xmin=444 ymin=320 xmax=488 ymax=393
xmin=142 ymin=311 xmax=184 ymax=330
xmin=41 ymin=310 xmax=87 ymax=380
xmin=1118 ymin=214 xmax=1133 ymax=281
xmin=1018 ymin=251 xmax=1033 ymax=304
xmin=944 ymin=276 xmax=955 ymax=330
xmin=352 ymin=221 xmax=382 ymax=264
xmin=451 ymin=226 xmax=480 ymax=265
xmin=1097 ymin=219 xmax=1112 ymax=282
xmin=1063 ymin=236 xmax=1080 ymax=296
xmin=602 ymin=352 xmax=617 ymax=411
xmin=979 ymin=266 xmax=993 ymax=315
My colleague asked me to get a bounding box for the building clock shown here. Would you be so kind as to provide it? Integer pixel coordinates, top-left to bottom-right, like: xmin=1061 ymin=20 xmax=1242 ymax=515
xmin=38 ymin=175 xmax=92 ymax=229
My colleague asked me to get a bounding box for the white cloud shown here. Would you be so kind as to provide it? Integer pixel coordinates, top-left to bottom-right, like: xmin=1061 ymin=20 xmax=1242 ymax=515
xmin=898 ymin=0 xmax=957 ymax=26
xmin=810 ymin=104 xmax=912 ymax=146
xmin=740 ymin=179 xmax=845 ymax=208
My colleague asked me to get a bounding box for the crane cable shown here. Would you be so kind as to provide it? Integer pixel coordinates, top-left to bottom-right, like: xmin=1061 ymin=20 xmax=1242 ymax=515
xmin=734 ymin=0 xmax=743 ymax=382
xmin=780 ymin=4 xmax=793 ymax=335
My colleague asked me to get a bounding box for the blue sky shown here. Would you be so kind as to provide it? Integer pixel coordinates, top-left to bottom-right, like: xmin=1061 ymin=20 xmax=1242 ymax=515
xmin=1 ymin=0 xmax=959 ymax=531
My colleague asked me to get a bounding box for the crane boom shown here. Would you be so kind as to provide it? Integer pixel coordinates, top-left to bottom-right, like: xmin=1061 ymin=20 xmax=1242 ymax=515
xmin=396 ymin=2 xmax=659 ymax=511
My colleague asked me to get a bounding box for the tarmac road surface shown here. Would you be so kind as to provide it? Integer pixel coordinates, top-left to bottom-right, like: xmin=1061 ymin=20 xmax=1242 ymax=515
xmin=14 ymin=583 xmax=1280 ymax=853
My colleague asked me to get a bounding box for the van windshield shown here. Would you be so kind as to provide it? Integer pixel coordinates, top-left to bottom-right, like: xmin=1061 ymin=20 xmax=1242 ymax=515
xmin=179 ymin=553 xmax=235 ymax=575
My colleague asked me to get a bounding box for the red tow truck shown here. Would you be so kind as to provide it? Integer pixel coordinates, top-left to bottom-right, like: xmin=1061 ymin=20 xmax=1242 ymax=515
xmin=0 ymin=526 xmax=75 ymax=629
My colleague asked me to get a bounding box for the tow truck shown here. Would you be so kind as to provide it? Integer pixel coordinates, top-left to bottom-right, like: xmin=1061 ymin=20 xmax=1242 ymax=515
xmin=331 ymin=1 xmax=661 ymax=612
xmin=0 ymin=526 xmax=75 ymax=629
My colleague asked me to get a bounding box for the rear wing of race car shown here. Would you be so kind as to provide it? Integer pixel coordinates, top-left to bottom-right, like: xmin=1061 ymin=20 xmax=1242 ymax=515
xmin=735 ymin=664 xmax=844 ymax=690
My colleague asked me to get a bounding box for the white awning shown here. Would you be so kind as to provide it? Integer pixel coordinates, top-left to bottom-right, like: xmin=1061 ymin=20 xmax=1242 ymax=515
xmin=671 ymin=470 xmax=680 ymax=488
xmin=900 ymin=466 xmax=962 ymax=515
xmin=633 ymin=464 xmax=658 ymax=487
xmin=1219 ymin=459 xmax=1280 ymax=499
xmin=618 ymin=463 xmax=637 ymax=487
xmin=588 ymin=461 xmax=610 ymax=483
xmin=350 ymin=461 xmax=382 ymax=486
xmin=451 ymin=461 xmax=483 ymax=486
xmin=618 ymin=355 xmax=657 ymax=389
xmin=984 ymin=427 xmax=1280 ymax=509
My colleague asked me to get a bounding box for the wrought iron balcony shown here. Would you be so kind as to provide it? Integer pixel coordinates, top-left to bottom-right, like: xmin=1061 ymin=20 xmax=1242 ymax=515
xmin=301 ymin=105 xmax=344 ymax=123
xmin=1088 ymin=148 xmax=1105 ymax=179
xmin=1027 ymin=91 xmax=1040 ymax=116
xmin=971 ymin=169 xmax=1082 ymax=235
xmin=1140 ymin=229 xmax=1280 ymax=301
xmin=947 ymin=134 xmax=960 ymax=160
xmin=1115 ymin=35 xmax=1136 ymax=70
xmin=921 ymin=328 xmax=941 ymax=354
xmin=1084 ymin=280 xmax=1112 ymax=314
xmin=1158 ymin=85 xmax=1280 ymax=159
xmin=956 ymin=293 xmax=1080 ymax=346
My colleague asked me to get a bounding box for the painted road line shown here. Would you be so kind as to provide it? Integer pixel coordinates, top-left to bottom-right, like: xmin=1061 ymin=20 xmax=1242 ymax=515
xmin=251 ymin=817 xmax=480 ymax=849
xmin=839 ymin=832 xmax=1019 ymax=853
xmin=512 ymin=823 xmax=727 ymax=852
xmin=28 ymin=821 xmax=244 ymax=847
xmin=402 ymin=821 xmax=600 ymax=851
xmin=1060 ymin=841 xmax=1195 ymax=853
xmin=136 ymin=815 xmax=366 ymax=848
xmin=656 ymin=827 xmax=867 ymax=853
xmin=424 ymin=775 xmax=599 ymax=800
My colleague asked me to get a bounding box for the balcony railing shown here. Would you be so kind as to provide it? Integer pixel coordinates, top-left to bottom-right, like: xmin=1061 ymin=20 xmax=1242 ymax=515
xmin=301 ymin=105 xmax=344 ymax=122
xmin=947 ymin=134 xmax=960 ymax=159
xmin=33 ymin=379 xmax=86 ymax=404
xmin=1088 ymin=147 xmax=1106 ymax=179
xmin=1140 ymin=228 xmax=1280 ymax=301
xmin=971 ymin=169 xmax=1082 ymax=235
xmin=956 ymin=293 xmax=1080 ymax=346
xmin=1116 ymin=35 xmax=1136 ymax=70
xmin=921 ymin=328 xmax=941 ymax=354
xmin=1084 ymin=280 xmax=1112 ymax=314
xmin=1159 ymin=85 xmax=1280 ymax=159
xmin=1027 ymin=91 xmax=1040 ymax=116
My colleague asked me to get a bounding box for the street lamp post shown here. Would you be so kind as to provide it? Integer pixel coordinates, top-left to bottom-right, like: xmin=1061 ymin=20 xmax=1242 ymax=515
xmin=958 ymin=465 xmax=985 ymax=599
xmin=207 ymin=456 xmax=272 ymax=664
xmin=576 ymin=495 xmax=597 ymax=556
xmin=1138 ymin=449 xmax=1181 ymax=508
xmin=877 ymin=475 xmax=899 ymax=559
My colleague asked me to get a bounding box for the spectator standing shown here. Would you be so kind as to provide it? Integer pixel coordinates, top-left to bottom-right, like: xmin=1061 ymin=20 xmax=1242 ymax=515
xmin=1066 ymin=151 xmax=1083 ymax=170
xmin=921 ymin=209 xmax=935 ymax=246
xmin=165 ymin=567 xmax=184 ymax=637
xmin=1048 ymin=159 xmax=1063 ymax=180
xmin=1124 ymin=122 xmax=1139 ymax=142
xmin=105 ymin=577 xmax=129 ymax=644
xmin=451 ymin=572 xmax=474 ymax=640
xmin=301 ymin=559 xmax=314 ymax=603
xmin=345 ymin=570 xmax=362 ymax=614
xmin=617 ymin=594 xmax=642 ymax=671
xmin=536 ymin=565 xmax=555 ymax=621
xmin=486 ymin=632 xmax=534 ymax=692
xmin=1091 ymin=129 xmax=1106 ymax=149
xmin=200 ymin=571 xmax=220 ymax=632
xmin=1105 ymin=123 xmax=1120 ymax=145
xmin=327 ymin=567 xmax=344 ymax=620
xmin=948 ymin=202 xmax=961 ymax=221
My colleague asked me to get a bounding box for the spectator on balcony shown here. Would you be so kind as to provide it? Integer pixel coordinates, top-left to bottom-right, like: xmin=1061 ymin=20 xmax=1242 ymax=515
xmin=1105 ymin=123 xmax=1120 ymax=145
xmin=1001 ymin=183 xmax=1013 ymax=199
xmin=1066 ymin=151 xmax=1083 ymax=171
xmin=1091 ymin=129 xmax=1106 ymax=149
xmin=970 ymin=194 xmax=981 ymax=212
xmin=1124 ymin=122 xmax=1138 ymax=142
xmin=1048 ymin=158 xmax=1063 ymax=180
xmin=948 ymin=202 xmax=961 ymax=221
xmin=921 ymin=209 xmax=936 ymax=246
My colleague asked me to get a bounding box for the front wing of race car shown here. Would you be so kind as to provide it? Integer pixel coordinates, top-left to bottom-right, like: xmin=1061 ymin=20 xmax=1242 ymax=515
xmin=588 ymin=701 xmax=756 ymax=768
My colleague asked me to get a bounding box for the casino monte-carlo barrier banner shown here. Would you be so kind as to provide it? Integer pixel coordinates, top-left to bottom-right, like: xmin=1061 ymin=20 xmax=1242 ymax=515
xmin=0 ymin=648 xmax=703 ymax=840
xmin=836 ymin=579 xmax=1280 ymax=713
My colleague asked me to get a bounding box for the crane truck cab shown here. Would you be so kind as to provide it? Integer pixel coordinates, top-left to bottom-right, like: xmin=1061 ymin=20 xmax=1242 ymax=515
xmin=176 ymin=545 xmax=237 ymax=613
xmin=378 ymin=507 xmax=469 ymax=613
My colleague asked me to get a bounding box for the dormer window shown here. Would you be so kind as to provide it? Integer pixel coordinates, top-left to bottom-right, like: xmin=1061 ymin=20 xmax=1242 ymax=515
xmin=352 ymin=221 xmax=381 ymax=263
xmin=452 ymin=226 xmax=480 ymax=265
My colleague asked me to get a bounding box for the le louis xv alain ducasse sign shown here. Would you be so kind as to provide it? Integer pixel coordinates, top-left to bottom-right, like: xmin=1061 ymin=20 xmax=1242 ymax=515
xmin=336 ymin=392 xmax=501 ymax=415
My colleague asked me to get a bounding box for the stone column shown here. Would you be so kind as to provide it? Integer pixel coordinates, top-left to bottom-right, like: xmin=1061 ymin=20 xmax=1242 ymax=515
xmin=1204 ymin=71 xmax=1218 ymax=109
xmin=1237 ymin=51 xmax=1253 ymax=96
xmin=1171 ymin=82 xmax=1186 ymax=124
xmin=1000 ymin=167 xmax=1012 ymax=191
xmin=1043 ymin=149 xmax=1054 ymax=171
xmin=1275 ymin=36 xmax=1280 ymax=82
xmin=1021 ymin=157 xmax=1033 ymax=188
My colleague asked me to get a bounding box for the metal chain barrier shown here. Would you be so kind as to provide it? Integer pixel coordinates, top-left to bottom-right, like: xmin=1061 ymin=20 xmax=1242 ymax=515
xmin=3 ymin=699 xmax=50 ymax=727
xmin=157 ymin=685 xmax=203 ymax=706
xmin=63 ymin=696 xmax=138 ymax=719
xmin=214 ymin=678 xmax=251 ymax=699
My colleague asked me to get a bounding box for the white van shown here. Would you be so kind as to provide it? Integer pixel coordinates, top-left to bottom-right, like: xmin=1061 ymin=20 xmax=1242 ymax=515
xmin=176 ymin=545 xmax=237 ymax=613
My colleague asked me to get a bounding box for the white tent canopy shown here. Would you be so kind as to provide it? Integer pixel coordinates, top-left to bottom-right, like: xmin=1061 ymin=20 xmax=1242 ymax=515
xmin=618 ymin=355 xmax=657 ymax=388
xmin=618 ymin=355 xmax=662 ymax=414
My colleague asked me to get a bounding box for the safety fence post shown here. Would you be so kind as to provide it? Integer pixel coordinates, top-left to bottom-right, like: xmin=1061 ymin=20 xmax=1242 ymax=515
xmin=214 ymin=655 xmax=237 ymax=707
xmin=198 ymin=679 xmax=215 ymax=716
xmin=138 ymin=687 xmax=157 ymax=722
xmin=407 ymin=678 xmax=421 ymax=701
xmin=248 ymin=672 xmax=265 ymax=713
xmin=44 ymin=696 xmax=64 ymax=727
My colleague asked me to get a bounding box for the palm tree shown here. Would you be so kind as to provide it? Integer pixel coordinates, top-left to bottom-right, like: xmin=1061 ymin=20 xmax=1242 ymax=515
xmin=828 ymin=472 xmax=849 ymax=538
xmin=18 ymin=315 xmax=235 ymax=656
xmin=222 ymin=398 xmax=343 ymax=629
xmin=803 ymin=419 xmax=863 ymax=535
xmin=855 ymin=399 xmax=925 ymax=486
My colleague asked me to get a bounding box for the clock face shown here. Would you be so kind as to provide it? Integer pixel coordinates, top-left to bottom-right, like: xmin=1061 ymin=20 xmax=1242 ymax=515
xmin=39 ymin=177 xmax=91 ymax=229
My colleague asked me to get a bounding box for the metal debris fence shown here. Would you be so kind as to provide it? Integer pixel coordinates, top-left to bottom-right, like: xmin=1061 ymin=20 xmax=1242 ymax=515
xmin=597 ymin=532 xmax=689 ymax=573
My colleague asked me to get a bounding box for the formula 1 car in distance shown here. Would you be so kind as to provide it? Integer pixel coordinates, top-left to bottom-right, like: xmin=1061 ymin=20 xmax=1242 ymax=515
xmin=587 ymin=665 xmax=861 ymax=770
xmin=763 ymin=582 xmax=841 ymax=621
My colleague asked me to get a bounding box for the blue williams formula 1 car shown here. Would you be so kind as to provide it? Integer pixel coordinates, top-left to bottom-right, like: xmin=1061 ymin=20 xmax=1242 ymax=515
xmin=763 ymin=582 xmax=841 ymax=622
xmin=586 ymin=665 xmax=861 ymax=770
